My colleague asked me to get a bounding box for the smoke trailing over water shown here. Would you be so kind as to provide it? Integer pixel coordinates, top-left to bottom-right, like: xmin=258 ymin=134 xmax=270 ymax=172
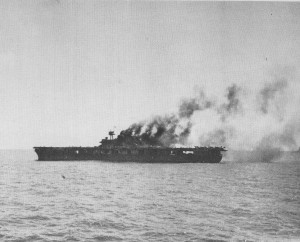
xmin=117 ymin=67 xmax=300 ymax=162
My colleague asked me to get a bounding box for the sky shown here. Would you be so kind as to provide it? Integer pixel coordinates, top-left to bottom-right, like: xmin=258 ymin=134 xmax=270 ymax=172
xmin=0 ymin=1 xmax=299 ymax=149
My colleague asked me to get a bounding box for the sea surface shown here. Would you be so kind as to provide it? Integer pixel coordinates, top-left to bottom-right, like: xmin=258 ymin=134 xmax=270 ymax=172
xmin=0 ymin=150 xmax=299 ymax=242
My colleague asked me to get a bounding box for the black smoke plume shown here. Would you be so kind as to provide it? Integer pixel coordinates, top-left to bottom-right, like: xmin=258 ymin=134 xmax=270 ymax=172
xmin=116 ymin=114 xmax=191 ymax=147
xmin=116 ymin=90 xmax=215 ymax=147
xmin=116 ymin=68 xmax=299 ymax=162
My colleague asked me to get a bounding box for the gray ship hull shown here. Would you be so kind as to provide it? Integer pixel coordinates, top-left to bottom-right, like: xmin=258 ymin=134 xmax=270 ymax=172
xmin=34 ymin=147 xmax=224 ymax=163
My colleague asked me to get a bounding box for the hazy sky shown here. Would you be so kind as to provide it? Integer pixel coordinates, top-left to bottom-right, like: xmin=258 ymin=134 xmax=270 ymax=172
xmin=0 ymin=1 xmax=299 ymax=148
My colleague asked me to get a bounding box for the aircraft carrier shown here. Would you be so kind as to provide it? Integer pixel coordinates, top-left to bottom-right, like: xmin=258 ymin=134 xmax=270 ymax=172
xmin=34 ymin=131 xmax=227 ymax=163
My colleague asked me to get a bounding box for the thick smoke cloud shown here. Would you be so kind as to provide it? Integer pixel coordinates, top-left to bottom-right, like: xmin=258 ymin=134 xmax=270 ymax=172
xmin=116 ymin=114 xmax=191 ymax=147
xmin=117 ymin=67 xmax=299 ymax=162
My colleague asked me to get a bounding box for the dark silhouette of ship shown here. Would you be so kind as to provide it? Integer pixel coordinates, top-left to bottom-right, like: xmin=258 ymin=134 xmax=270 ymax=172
xmin=34 ymin=131 xmax=227 ymax=163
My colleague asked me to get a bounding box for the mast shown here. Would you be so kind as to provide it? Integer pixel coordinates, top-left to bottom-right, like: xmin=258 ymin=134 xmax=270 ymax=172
xmin=109 ymin=131 xmax=115 ymax=140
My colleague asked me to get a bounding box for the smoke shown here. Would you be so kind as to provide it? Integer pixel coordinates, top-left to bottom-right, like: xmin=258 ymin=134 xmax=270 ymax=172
xmin=178 ymin=91 xmax=213 ymax=118
xmin=116 ymin=114 xmax=192 ymax=147
xmin=116 ymin=90 xmax=214 ymax=147
xmin=218 ymin=84 xmax=242 ymax=121
xmin=117 ymin=67 xmax=299 ymax=162
xmin=258 ymin=79 xmax=288 ymax=115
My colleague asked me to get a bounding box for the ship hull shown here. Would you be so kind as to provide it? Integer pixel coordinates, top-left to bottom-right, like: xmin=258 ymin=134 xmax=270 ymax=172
xmin=34 ymin=147 xmax=223 ymax=163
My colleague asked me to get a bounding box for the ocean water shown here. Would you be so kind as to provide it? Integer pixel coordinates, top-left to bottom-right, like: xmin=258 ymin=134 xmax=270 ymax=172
xmin=0 ymin=150 xmax=299 ymax=242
